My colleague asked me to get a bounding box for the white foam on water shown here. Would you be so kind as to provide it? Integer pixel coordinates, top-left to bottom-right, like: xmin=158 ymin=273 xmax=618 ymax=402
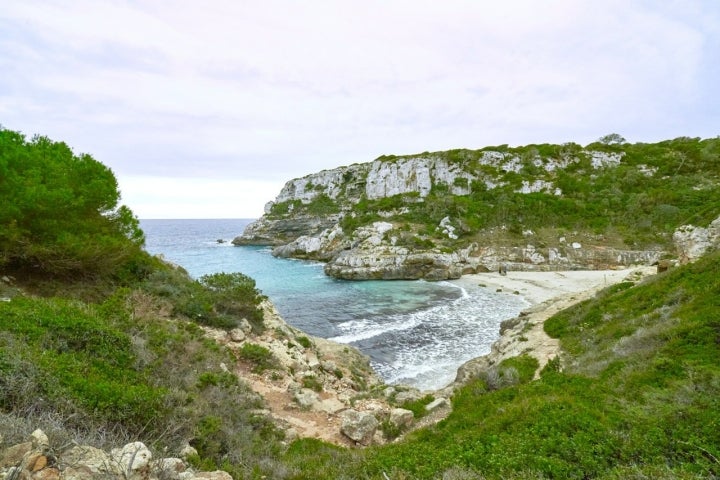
xmin=361 ymin=285 xmax=529 ymax=391
xmin=329 ymin=312 xmax=426 ymax=343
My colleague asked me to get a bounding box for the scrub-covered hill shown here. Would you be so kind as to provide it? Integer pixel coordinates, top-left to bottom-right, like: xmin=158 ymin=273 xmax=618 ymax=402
xmin=2 ymin=127 xmax=719 ymax=479
xmin=235 ymin=136 xmax=720 ymax=280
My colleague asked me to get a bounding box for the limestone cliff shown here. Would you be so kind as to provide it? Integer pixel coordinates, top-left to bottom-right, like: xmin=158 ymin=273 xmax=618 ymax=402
xmin=233 ymin=140 xmax=720 ymax=279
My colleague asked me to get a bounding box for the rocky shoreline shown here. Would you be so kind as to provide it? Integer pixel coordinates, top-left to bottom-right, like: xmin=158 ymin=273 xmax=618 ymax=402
xmin=235 ymin=217 xmax=666 ymax=281
xmin=4 ymin=214 xmax=714 ymax=476
xmin=210 ymin=266 xmax=660 ymax=448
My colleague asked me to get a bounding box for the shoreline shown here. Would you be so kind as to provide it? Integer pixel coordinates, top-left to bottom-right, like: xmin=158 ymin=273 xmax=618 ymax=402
xmin=442 ymin=265 xmax=656 ymax=394
xmin=452 ymin=267 xmax=651 ymax=305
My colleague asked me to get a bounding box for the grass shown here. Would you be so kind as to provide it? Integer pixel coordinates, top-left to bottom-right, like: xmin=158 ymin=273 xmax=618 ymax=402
xmin=2 ymin=233 xmax=719 ymax=479
xmin=281 ymin=252 xmax=720 ymax=479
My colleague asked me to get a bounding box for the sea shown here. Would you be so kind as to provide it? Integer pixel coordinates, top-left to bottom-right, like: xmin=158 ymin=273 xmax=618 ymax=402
xmin=140 ymin=218 xmax=528 ymax=391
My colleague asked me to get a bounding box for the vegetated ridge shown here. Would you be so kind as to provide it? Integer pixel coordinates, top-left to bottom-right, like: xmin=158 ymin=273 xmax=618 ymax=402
xmin=235 ymin=134 xmax=720 ymax=280
xmin=1 ymin=127 xmax=719 ymax=479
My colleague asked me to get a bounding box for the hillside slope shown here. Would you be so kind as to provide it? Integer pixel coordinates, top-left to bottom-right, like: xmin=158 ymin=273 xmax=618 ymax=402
xmin=281 ymin=250 xmax=720 ymax=479
xmin=235 ymin=137 xmax=720 ymax=280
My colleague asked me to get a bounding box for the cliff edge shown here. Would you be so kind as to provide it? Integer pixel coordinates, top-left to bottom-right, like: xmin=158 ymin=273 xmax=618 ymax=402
xmin=233 ymin=138 xmax=720 ymax=279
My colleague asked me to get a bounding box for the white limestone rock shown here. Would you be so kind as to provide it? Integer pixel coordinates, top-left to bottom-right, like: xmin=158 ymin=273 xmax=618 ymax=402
xmin=61 ymin=445 xmax=120 ymax=477
xmin=425 ymin=397 xmax=450 ymax=412
xmin=340 ymin=410 xmax=379 ymax=445
xmin=30 ymin=429 xmax=49 ymax=450
xmin=179 ymin=444 xmax=198 ymax=460
xmin=588 ymin=151 xmax=624 ymax=168
xmin=293 ymin=388 xmax=320 ymax=409
xmin=673 ymin=216 xmax=720 ymax=263
xmin=112 ymin=442 xmax=152 ymax=479
xmin=389 ymin=408 xmax=414 ymax=428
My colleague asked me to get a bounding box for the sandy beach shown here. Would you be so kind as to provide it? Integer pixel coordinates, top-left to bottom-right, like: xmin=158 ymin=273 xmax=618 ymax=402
xmin=444 ymin=266 xmax=656 ymax=391
xmin=453 ymin=267 xmax=654 ymax=305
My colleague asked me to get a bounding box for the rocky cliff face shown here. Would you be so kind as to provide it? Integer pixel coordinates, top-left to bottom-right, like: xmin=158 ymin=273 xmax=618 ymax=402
xmin=232 ymin=147 xmax=669 ymax=279
xmin=673 ymin=215 xmax=720 ymax=263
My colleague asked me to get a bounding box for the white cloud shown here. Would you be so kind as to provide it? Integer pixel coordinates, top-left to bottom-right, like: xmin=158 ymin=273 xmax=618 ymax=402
xmin=117 ymin=175 xmax=284 ymax=219
xmin=1 ymin=0 xmax=718 ymax=217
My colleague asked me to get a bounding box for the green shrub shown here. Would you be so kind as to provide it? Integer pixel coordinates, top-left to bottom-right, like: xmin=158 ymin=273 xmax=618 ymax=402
xmin=380 ymin=420 xmax=402 ymax=440
xmin=237 ymin=343 xmax=278 ymax=373
xmin=498 ymin=355 xmax=540 ymax=384
xmin=400 ymin=394 xmax=435 ymax=419
xmin=0 ymin=128 xmax=145 ymax=281
xmin=301 ymin=375 xmax=323 ymax=392
xmin=142 ymin=268 xmax=265 ymax=332
xmin=197 ymin=371 xmax=239 ymax=389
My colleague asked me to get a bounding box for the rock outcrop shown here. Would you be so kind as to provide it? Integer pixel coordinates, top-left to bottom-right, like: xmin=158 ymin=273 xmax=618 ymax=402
xmin=0 ymin=431 xmax=228 ymax=480
xmin=324 ymin=239 xmax=477 ymax=280
xmin=339 ymin=410 xmax=379 ymax=446
xmin=233 ymin=148 xmax=671 ymax=280
xmin=200 ymin=300 xmax=429 ymax=446
xmin=673 ymin=215 xmax=720 ymax=263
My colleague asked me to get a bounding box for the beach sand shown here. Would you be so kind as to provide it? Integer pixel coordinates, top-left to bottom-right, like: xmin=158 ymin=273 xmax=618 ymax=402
xmin=443 ymin=266 xmax=657 ymax=392
xmin=453 ymin=268 xmax=653 ymax=305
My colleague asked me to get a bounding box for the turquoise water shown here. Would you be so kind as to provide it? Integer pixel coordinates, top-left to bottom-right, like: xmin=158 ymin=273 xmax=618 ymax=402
xmin=141 ymin=219 xmax=527 ymax=390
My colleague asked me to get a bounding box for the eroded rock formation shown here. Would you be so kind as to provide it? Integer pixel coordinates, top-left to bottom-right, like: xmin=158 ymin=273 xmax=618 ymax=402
xmin=232 ymin=149 xmax=671 ymax=279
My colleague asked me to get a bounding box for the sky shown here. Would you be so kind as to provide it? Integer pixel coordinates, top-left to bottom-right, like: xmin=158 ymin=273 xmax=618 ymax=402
xmin=1 ymin=1 xmax=719 ymax=219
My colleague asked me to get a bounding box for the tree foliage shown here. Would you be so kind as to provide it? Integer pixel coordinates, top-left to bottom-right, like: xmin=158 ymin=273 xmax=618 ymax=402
xmin=0 ymin=127 xmax=146 ymax=279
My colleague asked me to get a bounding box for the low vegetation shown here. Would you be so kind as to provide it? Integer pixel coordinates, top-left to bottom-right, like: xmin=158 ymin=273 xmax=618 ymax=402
xmin=342 ymin=136 xmax=720 ymax=251
xmin=2 ymin=127 xmax=719 ymax=479
xmin=0 ymin=127 xmax=284 ymax=477
xmin=282 ymin=252 xmax=720 ymax=479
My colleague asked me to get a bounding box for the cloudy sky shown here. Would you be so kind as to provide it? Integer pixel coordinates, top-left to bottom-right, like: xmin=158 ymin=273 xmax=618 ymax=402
xmin=2 ymin=1 xmax=719 ymax=218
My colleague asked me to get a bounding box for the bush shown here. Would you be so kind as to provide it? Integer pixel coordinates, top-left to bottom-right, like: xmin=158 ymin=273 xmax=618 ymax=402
xmin=142 ymin=268 xmax=265 ymax=332
xmin=0 ymin=128 xmax=145 ymax=280
xmin=237 ymin=343 xmax=278 ymax=373
xmin=301 ymin=375 xmax=323 ymax=392
xmin=296 ymin=336 xmax=312 ymax=349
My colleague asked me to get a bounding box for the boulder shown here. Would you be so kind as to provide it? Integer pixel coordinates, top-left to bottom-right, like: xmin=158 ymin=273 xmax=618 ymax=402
xmin=178 ymin=444 xmax=198 ymax=460
xmin=228 ymin=328 xmax=246 ymax=342
xmin=1 ymin=441 xmax=32 ymax=468
xmin=32 ymin=467 xmax=61 ymax=480
xmin=293 ymin=388 xmax=320 ymax=409
xmin=340 ymin=410 xmax=379 ymax=445
xmin=389 ymin=408 xmax=414 ymax=428
xmin=111 ymin=441 xmax=152 ymax=478
xmin=61 ymin=445 xmax=119 ymax=477
xmin=30 ymin=429 xmax=49 ymax=451
xmin=425 ymin=397 xmax=450 ymax=412
xmin=193 ymin=471 xmax=234 ymax=480
xmin=317 ymin=398 xmax=346 ymax=414
xmin=394 ymin=389 xmax=423 ymax=405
